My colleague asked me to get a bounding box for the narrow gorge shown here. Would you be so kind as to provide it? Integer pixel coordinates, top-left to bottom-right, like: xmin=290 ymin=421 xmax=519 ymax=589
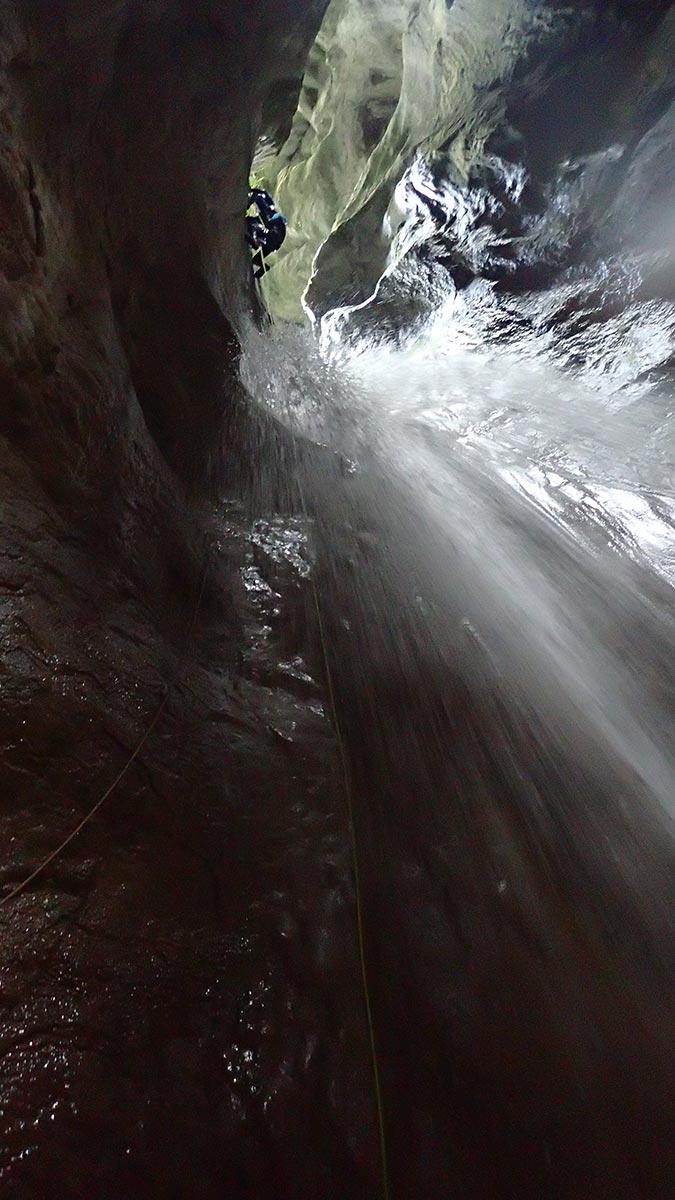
xmin=1 ymin=2 xmax=674 ymax=1198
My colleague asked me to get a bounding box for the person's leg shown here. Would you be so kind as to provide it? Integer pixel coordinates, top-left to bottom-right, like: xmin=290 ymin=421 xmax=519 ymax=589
xmin=246 ymin=216 xmax=263 ymax=247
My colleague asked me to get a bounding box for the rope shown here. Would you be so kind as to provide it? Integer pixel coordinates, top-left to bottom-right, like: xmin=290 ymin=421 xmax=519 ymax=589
xmin=310 ymin=572 xmax=391 ymax=1200
xmin=0 ymin=558 xmax=209 ymax=913
xmin=3 ymin=265 xmax=390 ymax=1189
xmin=257 ymin=281 xmax=389 ymax=1195
xmin=0 ymin=691 xmax=169 ymax=911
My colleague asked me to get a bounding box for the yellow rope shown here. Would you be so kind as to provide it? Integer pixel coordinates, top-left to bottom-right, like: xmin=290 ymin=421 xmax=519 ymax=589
xmin=0 ymin=690 xmax=169 ymax=911
xmin=0 ymin=560 xmax=209 ymax=913
xmin=258 ymin=281 xmax=389 ymax=1192
xmin=2 ymin=289 xmax=389 ymax=1189
xmin=310 ymin=575 xmax=391 ymax=1200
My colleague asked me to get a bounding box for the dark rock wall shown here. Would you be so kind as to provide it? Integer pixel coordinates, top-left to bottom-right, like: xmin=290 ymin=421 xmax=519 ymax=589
xmin=0 ymin=5 xmax=382 ymax=1198
xmin=0 ymin=0 xmax=326 ymax=481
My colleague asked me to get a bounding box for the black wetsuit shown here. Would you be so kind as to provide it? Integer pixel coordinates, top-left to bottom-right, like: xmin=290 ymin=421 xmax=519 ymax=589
xmin=247 ymin=188 xmax=287 ymax=277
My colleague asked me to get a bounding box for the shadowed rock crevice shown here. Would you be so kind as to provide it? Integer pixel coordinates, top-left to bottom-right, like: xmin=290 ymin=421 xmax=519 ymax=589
xmin=0 ymin=3 xmax=385 ymax=1198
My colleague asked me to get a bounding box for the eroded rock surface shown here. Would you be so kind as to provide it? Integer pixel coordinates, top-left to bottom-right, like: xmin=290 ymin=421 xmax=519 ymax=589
xmin=259 ymin=0 xmax=675 ymax=337
xmin=0 ymin=3 xmax=381 ymax=1197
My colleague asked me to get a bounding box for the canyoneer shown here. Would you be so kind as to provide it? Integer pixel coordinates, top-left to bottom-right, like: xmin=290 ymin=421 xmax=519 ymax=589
xmin=246 ymin=186 xmax=287 ymax=279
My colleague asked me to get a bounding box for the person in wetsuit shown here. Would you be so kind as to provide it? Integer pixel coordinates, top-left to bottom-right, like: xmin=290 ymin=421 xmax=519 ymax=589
xmin=246 ymin=188 xmax=287 ymax=278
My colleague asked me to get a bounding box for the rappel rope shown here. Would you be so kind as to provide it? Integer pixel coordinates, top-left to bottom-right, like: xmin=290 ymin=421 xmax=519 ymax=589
xmin=0 ymin=558 xmax=210 ymax=913
xmin=1 ymin=261 xmax=391 ymax=1199
xmin=254 ymin=277 xmax=389 ymax=1194
xmin=307 ymin=560 xmax=391 ymax=1200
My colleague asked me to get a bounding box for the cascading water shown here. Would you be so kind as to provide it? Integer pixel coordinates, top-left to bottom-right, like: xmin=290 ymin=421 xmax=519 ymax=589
xmin=238 ymin=1 xmax=675 ymax=1193
xmin=240 ymin=300 xmax=675 ymax=1194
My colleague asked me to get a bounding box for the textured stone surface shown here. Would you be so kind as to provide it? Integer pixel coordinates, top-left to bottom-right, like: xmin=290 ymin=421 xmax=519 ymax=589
xmin=0 ymin=4 xmax=383 ymax=1197
xmin=258 ymin=0 xmax=552 ymax=320
xmin=259 ymin=0 xmax=675 ymax=324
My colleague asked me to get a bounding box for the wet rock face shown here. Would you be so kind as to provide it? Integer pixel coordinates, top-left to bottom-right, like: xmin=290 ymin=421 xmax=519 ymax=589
xmin=0 ymin=0 xmax=327 ymax=481
xmin=259 ymin=0 xmax=533 ymax=321
xmin=0 ymin=3 xmax=388 ymax=1198
xmin=260 ymin=0 xmax=675 ymax=341
xmin=386 ymin=0 xmax=675 ymax=386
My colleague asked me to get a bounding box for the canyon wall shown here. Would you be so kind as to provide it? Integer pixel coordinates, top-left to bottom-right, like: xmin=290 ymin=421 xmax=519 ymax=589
xmin=259 ymin=0 xmax=675 ymax=335
xmin=3 ymin=2 xmax=675 ymax=1197
xmin=0 ymin=5 xmax=383 ymax=1198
